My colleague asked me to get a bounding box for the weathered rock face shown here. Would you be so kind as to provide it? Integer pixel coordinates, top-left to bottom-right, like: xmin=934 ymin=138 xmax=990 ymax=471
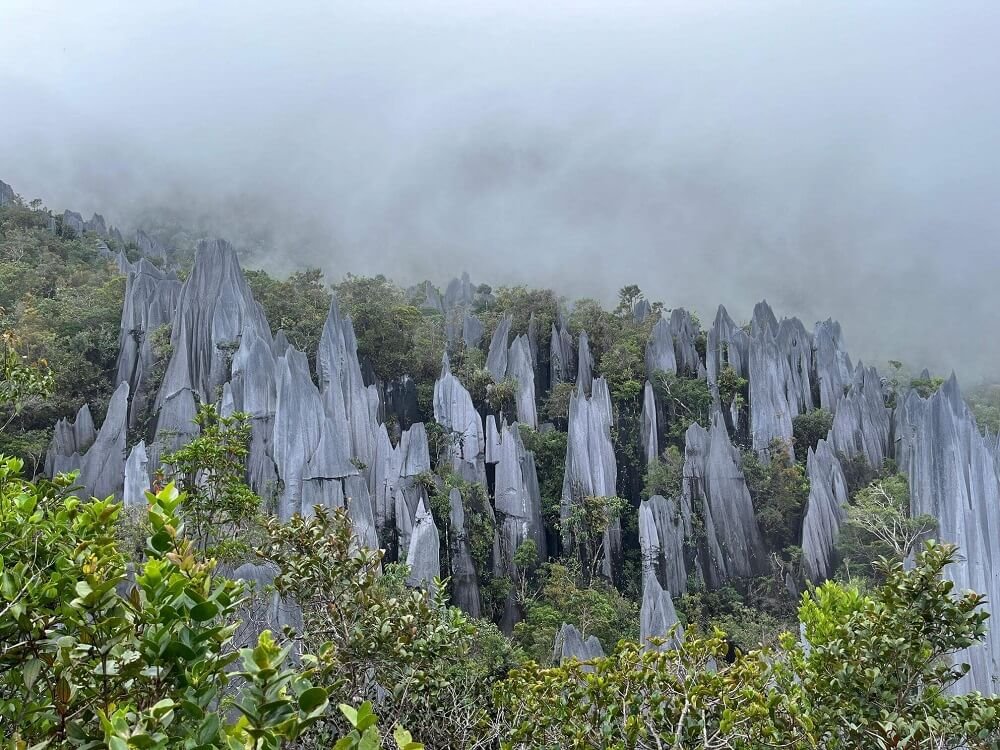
xmin=800 ymin=439 xmax=848 ymax=582
xmin=829 ymin=364 xmax=891 ymax=468
xmin=751 ymin=300 xmax=779 ymax=335
xmin=153 ymin=240 xmax=271 ymax=461
xmin=406 ymin=499 xmax=441 ymax=588
xmin=495 ymin=423 xmax=547 ymax=630
xmin=382 ymin=375 xmax=419 ymax=431
xmin=486 ymin=314 xmax=512 ymax=381
xmin=638 ymin=494 xmax=688 ymax=596
xmin=507 ymin=335 xmax=538 ymax=429
xmin=344 ymin=474 xmax=379 ymax=552
xmin=645 ymin=317 xmax=678 ymax=380
xmin=433 ymin=356 xmax=486 ymax=483
xmin=136 ymin=229 xmax=168 ymax=260
xmin=462 ymin=313 xmax=484 ymax=350
xmin=448 ymin=487 xmax=481 ymax=617
xmin=813 ymin=319 xmax=853 ymax=412
xmin=62 ymin=210 xmax=85 ymax=235
xmin=640 ymin=572 xmax=684 ymax=651
xmin=561 ymin=378 xmax=620 ymax=581
xmin=683 ymin=414 xmax=767 ymax=588
xmin=115 ymin=260 xmax=182 ymax=428
xmin=84 ymin=213 xmax=108 ymax=238
xmin=229 ymin=563 xmax=303 ymax=646
xmin=895 ymin=377 xmax=1000 ymax=695
xmin=669 ymin=308 xmax=702 ymax=375
xmin=633 ymin=298 xmax=652 ymax=323
xmin=640 ymin=381 xmax=658 ymax=465
xmin=776 ymin=317 xmax=814 ymax=416
xmin=553 ymin=623 xmax=604 ymax=667
xmin=77 ymin=382 xmax=130 ymax=501
xmin=45 ymin=403 xmax=97 ymax=476
xmin=123 ymin=441 xmax=150 ymax=508
xmin=706 ymin=305 xmax=742 ymax=386
xmin=576 ymin=332 xmax=594 ymax=395
xmin=0 ymin=180 xmax=14 ymax=206
xmin=549 ymin=321 xmax=575 ymax=385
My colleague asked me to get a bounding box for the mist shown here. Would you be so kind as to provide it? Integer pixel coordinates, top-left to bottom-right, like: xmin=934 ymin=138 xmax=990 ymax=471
xmin=3 ymin=0 xmax=999 ymax=378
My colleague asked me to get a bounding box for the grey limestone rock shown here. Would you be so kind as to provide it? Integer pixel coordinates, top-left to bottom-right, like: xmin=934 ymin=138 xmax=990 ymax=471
xmin=507 ymin=334 xmax=538 ymax=428
xmin=84 ymin=213 xmax=108 ymax=237
xmin=638 ymin=494 xmax=688 ymax=597
xmin=123 ymin=441 xmax=151 ymax=508
xmin=776 ymin=317 xmax=814 ymax=415
xmin=683 ymin=414 xmax=767 ymax=588
xmin=549 ymin=321 xmax=575 ymax=385
xmin=485 ymin=415 xmax=502 ymax=464
xmin=115 ymin=249 xmax=133 ymax=276
xmin=230 ymin=562 xmax=303 ymax=646
xmin=633 ymin=298 xmax=652 ymax=323
xmin=800 ymin=439 xmax=849 ymax=582
xmin=433 ymin=356 xmax=486 ymax=482
xmin=495 ymin=424 xmax=547 ymax=588
xmin=462 ymin=313 xmax=484 ymax=350
xmin=751 ymin=300 xmax=779 ymax=335
xmin=576 ymin=331 xmax=594 ymax=395
xmin=895 ymin=376 xmax=1000 ymax=694
xmin=669 ymin=308 xmax=702 ymax=375
xmin=645 ymin=317 xmax=678 ymax=379
xmin=76 ymin=382 xmax=130 ymax=500
xmin=444 ymin=272 xmax=475 ymax=311
xmin=0 ymin=179 xmax=14 ymax=206
xmin=45 ymin=403 xmax=97 ymax=476
xmin=344 ymin=474 xmax=379 ymax=552
xmin=448 ymin=487 xmax=481 ymax=617
xmin=62 ymin=210 xmax=85 ymax=235
xmin=371 ymin=423 xmax=402 ymax=532
xmin=553 ymin=623 xmax=605 ymax=667
xmin=561 ymin=378 xmax=620 ymax=580
xmin=640 ymin=572 xmax=684 ymax=651
xmin=829 ymin=364 xmax=890 ymax=467
xmin=406 ymin=499 xmax=441 ymax=588
xmin=749 ymin=325 xmax=796 ymax=457
xmin=813 ymin=319 xmax=853 ymax=412
xmin=641 ymin=380 xmax=658 ymax=465
xmin=486 ymin=314 xmax=512 ymax=380
xmin=136 ymin=229 xmax=168 ymax=260
xmin=707 ymin=305 xmax=750 ymax=384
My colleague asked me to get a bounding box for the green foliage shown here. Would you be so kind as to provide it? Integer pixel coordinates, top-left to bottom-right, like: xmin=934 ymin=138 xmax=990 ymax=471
xmin=0 ymin=331 xmax=54 ymax=446
xmin=563 ymin=494 xmax=627 ymax=582
xmin=334 ymin=701 xmax=424 ymax=750
xmin=161 ymin=403 xmax=262 ymax=558
xmin=245 ymin=267 xmax=331 ymax=368
xmin=716 ymin=363 xmax=748 ymax=410
xmin=513 ymin=562 xmax=639 ymax=666
xmin=966 ymin=382 xmax=1000 ymax=435
xmin=842 ymin=474 xmax=934 ymax=562
xmin=517 ymin=425 xmax=566 ymax=532
xmin=653 ymin=372 xmax=712 ymax=447
xmin=742 ymin=439 xmax=809 ymax=556
xmin=540 ymin=380 xmax=574 ymax=429
xmin=791 ymin=408 xmax=833 ymax=463
xmin=677 ymin=581 xmax=794 ymax=650
xmin=642 ymin=445 xmax=683 ymax=500
xmin=479 ymin=285 xmax=560 ymax=347
xmin=910 ymin=374 xmax=946 ymax=398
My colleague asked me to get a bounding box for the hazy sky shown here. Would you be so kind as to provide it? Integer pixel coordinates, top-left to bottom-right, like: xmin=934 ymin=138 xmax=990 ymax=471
xmin=3 ymin=1 xmax=999 ymax=377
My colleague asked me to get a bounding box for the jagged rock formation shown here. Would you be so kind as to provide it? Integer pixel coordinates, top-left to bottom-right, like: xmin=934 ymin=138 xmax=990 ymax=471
xmin=62 ymin=210 xmax=85 ymax=235
xmin=462 ymin=313 xmax=484 ymax=350
xmin=800 ymin=439 xmax=849 ymax=582
xmin=382 ymin=375 xmax=418 ymax=430
xmin=76 ymin=383 xmax=130 ymax=500
xmin=44 ymin=403 xmax=96 ymax=476
xmin=896 ymin=377 xmax=1000 ymax=694
xmin=576 ymin=332 xmax=593 ymax=395
xmin=646 ymin=317 xmax=678 ymax=379
xmin=123 ymin=441 xmax=150 ymax=508
xmin=229 ymin=562 xmax=303 ymax=646
xmin=136 ymin=229 xmax=168 ymax=260
xmin=561 ymin=378 xmax=620 ymax=581
xmin=0 ymin=179 xmax=14 ymax=206
xmin=669 ymin=308 xmax=702 ymax=375
xmin=705 ymin=305 xmax=750 ymax=383
xmin=633 ymin=298 xmax=652 ymax=322
xmin=495 ymin=423 xmax=547 ymax=630
xmin=84 ymin=213 xmax=108 ymax=237
xmin=406 ymin=499 xmax=441 ymax=588
xmin=829 ymin=364 xmax=891 ymax=467
xmin=553 ymin=623 xmax=604 ymax=667
xmin=115 ymin=259 xmax=182 ymax=427
xmin=448 ymin=487 xmax=481 ymax=617
xmin=776 ymin=317 xmax=814 ymax=415
xmin=549 ymin=320 xmax=575 ymax=385
xmin=640 ymin=572 xmax=684 ymax=651
xmin=433 ymin=356 xmax=486 ymax=483
xmin=640 ymin=380 xmax=658 ymax=465
xmin=748 ymin=323 xmax=794 ymax=456
xmin=683 ymin=414 xmax=767 ymax=588
xmin=638 ymin=494 xmax=688 ymax=597
xmin=486 ymin=314 xmax=512 ymax=380
xmin=813 ymin=319 xmax=853 ymax=411
xmin=507 ymin=335 xmax=538 ymax=428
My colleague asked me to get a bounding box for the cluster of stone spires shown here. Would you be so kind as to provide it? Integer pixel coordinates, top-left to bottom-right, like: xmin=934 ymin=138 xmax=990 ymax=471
xmin=25 ymin=194 xmax=999 ymax=690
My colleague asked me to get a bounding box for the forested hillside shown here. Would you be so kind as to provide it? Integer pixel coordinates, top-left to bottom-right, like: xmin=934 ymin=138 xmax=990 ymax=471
xmin=3 ymin=181 xmax=1000 ymax=748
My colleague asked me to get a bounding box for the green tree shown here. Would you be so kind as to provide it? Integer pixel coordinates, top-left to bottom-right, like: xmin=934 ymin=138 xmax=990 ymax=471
xmin=791 ymin=408 xmax=833 ymax=463
xmin=642 ymin=445 xmax=683 ymax=500
xmin=742 ymin=439 xmax=809 ymax=557
xmin=844 ymin=474 xmax=934 ymax=560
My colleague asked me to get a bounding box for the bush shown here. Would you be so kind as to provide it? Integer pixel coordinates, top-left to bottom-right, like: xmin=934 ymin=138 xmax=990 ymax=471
xmin=791 ymin=408 xmax=833 ymax=463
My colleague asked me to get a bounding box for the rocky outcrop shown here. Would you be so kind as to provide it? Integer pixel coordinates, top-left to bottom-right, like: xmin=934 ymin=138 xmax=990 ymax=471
xmin=44 ymin=403 xmax=97 ymax=476
xmin=669 ymin=308 xmax=702 ymax=375
xmin=433 ymin=355 xmax=486 ymax=483
xmin=638 ymin=494 xmax=688 ymax=596
xmin=776 ymin=317 xmax=814 ymax=416
xmin=640 ymin=573 xmax=684 ymax=651
xmin=136 ymin=229 xmax=168 ymax=260
xmin=576 ymin=332 xmax=594 ymax=395
xmin=486 ymin=314 xmax=512 ymax=381
xmin=645 ymin=317 xmax=677 ymax=379
xmin=800 ymin=439 xmax=848 ymax=582
xmin=507 ymin=335 xmax=538 ymax=428
xmin=813 ymin=319 xmax=853 ymax=412
xmin=549 ymin=321 xmax=575 ymax=385
xmin=829 ymin=364 xmax=890 ymax=467
xmin=123 ymin=441 xmax=150 ymax=509
xmin=561 ymin=378 xmax=620 ymax=581
xmin=229 ymin=328 xmax=280 ymax=497
xmin=0 ymin=180 xmax=14 ymax=206
xmin=406 ymin=499 xmax=440 ymax=589
xmin=382 ymin=375 xmax=419 ymax=431
xmin=448 ymin=487 xmax=481 ymax=617
xmin=640 ymin=380 xmax=658 ymax=465
xmin=485 ymin=415 xmax=502 ymax=464
xmin=707 ymin=307 xmax=750 ymax=405
xmin=895 ymin=377 xmax=1000 ymax=695
xmin=633 ymin=298 xmax=652 ymax=323
xmin=344 ymin=474 xmax=379 ymax=552
xmin=62 ymin=210 xmax=85 ymax=235
xmin=84 ymin=213 xmax=108 ymax=237
xmin=462 ymin=313 xmax=484 ymax=350
xmin=683 ymin=414 xmax=767 ymax=588
xmin=495 ymin=423 xmax=547 ymax=630
xmin=77 ymin=382 xmax=130 ymax=500
xmin=748 ymin=324 xmax=795 ymax=456
xmin=115 ymin=259 xmax=182 ymax=428
xmin=553 ymin=623 xmax=604 ymax=667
